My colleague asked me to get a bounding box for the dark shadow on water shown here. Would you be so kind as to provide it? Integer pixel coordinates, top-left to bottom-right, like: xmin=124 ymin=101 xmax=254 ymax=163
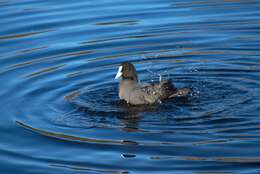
xmin=66 ymin=78 xmax=251 ymax=126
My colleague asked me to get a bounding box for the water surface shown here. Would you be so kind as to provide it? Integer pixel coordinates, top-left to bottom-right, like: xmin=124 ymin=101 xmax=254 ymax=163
xmin=1 ymin=0 xmax=260 ymax=173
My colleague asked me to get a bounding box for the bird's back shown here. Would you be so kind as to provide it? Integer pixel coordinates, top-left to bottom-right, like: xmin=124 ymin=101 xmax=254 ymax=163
xmin=119 ymin=79 xmax=177 ymax=105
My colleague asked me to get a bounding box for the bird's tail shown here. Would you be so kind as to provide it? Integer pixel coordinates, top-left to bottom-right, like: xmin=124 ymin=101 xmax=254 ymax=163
xmin=169 ymin=87 xmax=191 ymax=98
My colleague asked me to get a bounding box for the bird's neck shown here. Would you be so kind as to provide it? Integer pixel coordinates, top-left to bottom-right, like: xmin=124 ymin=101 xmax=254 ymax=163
xmin=122 ymin=76 xmax=138 ymax=82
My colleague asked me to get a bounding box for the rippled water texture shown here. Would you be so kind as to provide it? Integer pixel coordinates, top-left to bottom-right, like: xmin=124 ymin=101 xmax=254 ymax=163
xmin=1 ymin=0 xmax=260 ymax=173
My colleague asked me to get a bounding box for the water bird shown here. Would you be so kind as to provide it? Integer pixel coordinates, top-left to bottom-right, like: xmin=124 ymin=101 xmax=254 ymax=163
xmin=115 ymin=62 xmax=190 ymax=105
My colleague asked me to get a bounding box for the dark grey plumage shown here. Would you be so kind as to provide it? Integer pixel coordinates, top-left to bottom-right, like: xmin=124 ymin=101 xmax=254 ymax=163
xmin=115 ymin=62 xmax=190 ymax=105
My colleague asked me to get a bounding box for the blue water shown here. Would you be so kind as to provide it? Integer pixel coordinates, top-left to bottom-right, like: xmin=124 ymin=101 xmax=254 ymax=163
xmin=1 ymin=0 xmax=260 ymax=173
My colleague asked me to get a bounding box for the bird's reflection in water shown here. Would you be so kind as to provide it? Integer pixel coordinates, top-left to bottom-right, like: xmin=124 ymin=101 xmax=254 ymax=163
xmin=115 ymin=99 xmax=162 ymax=132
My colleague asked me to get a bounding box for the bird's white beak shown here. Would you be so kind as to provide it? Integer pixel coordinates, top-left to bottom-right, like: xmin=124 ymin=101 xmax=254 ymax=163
xmin=115 ymin=66 xmax=123 ymax=79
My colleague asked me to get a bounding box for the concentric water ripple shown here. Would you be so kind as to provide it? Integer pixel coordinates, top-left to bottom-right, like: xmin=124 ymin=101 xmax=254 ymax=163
xmin=1 ymin=0 xmax=260 ymax=173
